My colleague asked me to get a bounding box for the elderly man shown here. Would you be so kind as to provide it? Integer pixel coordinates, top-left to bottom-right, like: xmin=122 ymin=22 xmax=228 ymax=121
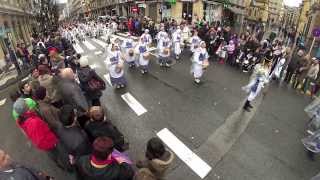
xmin=58 ymin=68 xmax=89 ymax=114
xmin=0 ymin=149 xmax=53 ymax=180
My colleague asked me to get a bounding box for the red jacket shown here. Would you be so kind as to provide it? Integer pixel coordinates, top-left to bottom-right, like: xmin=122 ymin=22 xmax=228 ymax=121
xmin=17 ymin=111 xmax=58 ymax=151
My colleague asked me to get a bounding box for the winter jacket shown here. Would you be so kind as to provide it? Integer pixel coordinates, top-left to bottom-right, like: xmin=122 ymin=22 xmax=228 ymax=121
xmin=55 ymin=124 xmax=92 ymax=157
xmin=137 ymin=150 xmax=174 ymax=179
xmin=38 ymin=74 xmax=61 ymax=103
xmin=57 ymin=78 xmax=89 ymax=113
xmin=37 ymin=100 xmax=61 ymax=131
xmin=77 ymin=66 xmax=105 ymax=100
xmin=75 ymin=155 xmax=134 ymax=180
xmin=17 ymin=111 xmax=58 ymax=151
xmin=85 ymin=121 xmax=125 ymax=151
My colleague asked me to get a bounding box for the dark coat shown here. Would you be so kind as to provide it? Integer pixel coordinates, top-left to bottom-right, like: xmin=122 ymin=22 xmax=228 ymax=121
xmin=77 ymin=66 xmax=105 ymax=100
xmin=58 ymin=78 xmax=89 ymax=113
xmin=55 ymin=125 xmax=92 ymax=157
xmin=85 ymin=121 xmax=125 ymax=151
xmin=0 ymin=165 xmax=47 ymax=180
xmin=75 ymin=155 xmax=134 ymax=180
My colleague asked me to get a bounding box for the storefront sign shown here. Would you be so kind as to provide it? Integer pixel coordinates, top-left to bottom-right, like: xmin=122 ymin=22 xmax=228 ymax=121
xmin=132 ymin=7 xmax=138 ymax=12
xmin=138 ymin=3 xmax=146 ymax=8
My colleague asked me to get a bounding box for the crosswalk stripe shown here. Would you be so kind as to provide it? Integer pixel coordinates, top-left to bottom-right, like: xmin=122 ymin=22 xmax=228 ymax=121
xmin=92 ymin=38 xmax=108 ymax=48
xmin=117 ymin=32 xmax=139 ymax=40
xmin=157 ymin=128 xmax=212 ymax=179
xmin=103 ymin=74 xmax=112 ymax=86
xmin=73 ymin=43 xmax=84 ymax=54
xmin=101 ymin=36 xmax=109 ymax=41
xmin=83 ymin=40 xmax=96 ymax=50
xmin=121 ymin=92 xmax=147 ymax=116
xmin=94 ymin=51 xmax=103 ymax=55
xmin=0 ymin=98 xmax=6 ymax=106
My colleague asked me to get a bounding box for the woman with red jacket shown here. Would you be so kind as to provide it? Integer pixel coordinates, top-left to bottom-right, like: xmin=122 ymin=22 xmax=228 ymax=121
xmin=14 ymin=98 xmax=71 ymax=171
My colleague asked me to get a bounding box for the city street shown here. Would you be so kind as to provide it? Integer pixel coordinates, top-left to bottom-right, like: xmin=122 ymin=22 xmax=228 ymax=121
xmin=1 ymin=34 xmax=319 ymax=180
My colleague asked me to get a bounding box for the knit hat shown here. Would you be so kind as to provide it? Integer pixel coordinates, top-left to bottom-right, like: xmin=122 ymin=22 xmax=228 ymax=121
xmin=79 ymin=56 xmax=89 ymax=67
xmin=13 ymin=98 xmax=28 ymax=116
xmin=60 ymin=104 xmax=75 ymax=126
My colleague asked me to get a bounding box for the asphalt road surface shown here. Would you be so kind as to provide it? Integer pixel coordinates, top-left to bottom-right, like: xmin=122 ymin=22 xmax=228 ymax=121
xmin=0 ymin=34 xmax=319 ymax=180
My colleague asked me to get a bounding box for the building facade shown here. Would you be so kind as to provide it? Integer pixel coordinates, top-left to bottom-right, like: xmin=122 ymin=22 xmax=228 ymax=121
xmin=0 ymin=0 xmax=35 ymax=61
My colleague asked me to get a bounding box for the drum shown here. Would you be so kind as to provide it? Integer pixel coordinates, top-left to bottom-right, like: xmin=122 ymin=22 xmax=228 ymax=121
xmin=116 ymin=63 xmax=123 ymax=73
xmin=143 ymin=52 xmax=150 ymax=60
xmin=203 ymin=60 xmax=210 ymax=69
xmin=128 ymin=49 xmax=134 ymax=56
xmin=163 ymin=48 xmax=170 ymax=56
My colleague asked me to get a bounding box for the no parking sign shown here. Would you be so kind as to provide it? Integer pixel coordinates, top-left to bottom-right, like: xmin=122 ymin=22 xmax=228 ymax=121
xmin=313 ymin=28 xmax=320 ymax=37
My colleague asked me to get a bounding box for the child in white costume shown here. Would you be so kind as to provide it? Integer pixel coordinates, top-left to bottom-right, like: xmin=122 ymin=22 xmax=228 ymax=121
xmin=107 ymin=44 xmax=127 ymax=89
xmin=190 ymin=30 xmax=201 ymax=54
xmin=122 ymin=34 xmax=136 ymax=67
xmin=140 ymin=29 xmax=152 ymax=46
xmin=242 ymin=61 xmax=271 ymax=111
xmin=172 ymin=27 xmax=183 ymax=60
xmin=136 ymin=38 xmax=150 ymax=74
xmin=191 ymin=41 xmax=210 ymax=84
xmin=158 ymin=33 xmax=172 ymax=67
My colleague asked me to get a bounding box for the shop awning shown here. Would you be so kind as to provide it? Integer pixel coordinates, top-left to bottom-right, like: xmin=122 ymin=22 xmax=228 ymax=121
xmin=227 ymin=6 xmax=246 ymax=15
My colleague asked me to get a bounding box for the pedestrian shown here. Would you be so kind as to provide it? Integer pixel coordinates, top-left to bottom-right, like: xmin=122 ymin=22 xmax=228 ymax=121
xmin=0 ymin=149 xmax=54 ymax=180
xmin=294 ymin=55 xmax=311 ymax=89
xmin=56 ymin=104 xmax=92 ymax=158
xmin=158 ymin=33 xmax=172 ymax=67
xmin=58 ymin=68 xmax=89 ymax=114
xmin=85 ymin=106 xmax=128 ymax=152
xmin=74 ymin=136 xmax=134 ymax=180
xmin=77 ymin=56 xmax=106 ymax=106
xmin=18 ymin=81 xmax=32 ymax=99
xmin=284 ymin=49 xmax=305 ymax=84
xmin=303 ymin=57 xmax=319 ymax=94
xmin=135 ymin=137 xmax=174 ymax=180
xmin=242 ymin=60 xmax=271 ymax=112
xmin=172 ymin=27 xmax=183 ymax=60
xmin=191 ymin=41 xmax=210 ymax=84
xmin=122 ymin=34 xmax=137 ymax=68
xmin=156 ymin=26 xmax=167 ymax=50
xmin=8 ymin=47 xmax=22 ymax=75
xmin=107 ymin=44 xmax=127 ymax=89
xmin=37 ymin=64 xmax=62 ymax=107
xmin=34 ymin=86 xmax=61 ymax=131
xmin=14 ymin=98 xmax=71 ymax=170
xmin=227 ymin=40 xmax=236 ymax=66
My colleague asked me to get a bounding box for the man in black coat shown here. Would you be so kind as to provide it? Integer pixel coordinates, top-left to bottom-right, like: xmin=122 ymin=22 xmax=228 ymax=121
xmin=74 ymin=137 xmax=134 ymax=180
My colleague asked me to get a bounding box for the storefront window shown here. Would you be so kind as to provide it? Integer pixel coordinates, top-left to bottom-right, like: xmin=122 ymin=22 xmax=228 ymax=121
xmin=182 ymin=2 xmax=193 ymax=23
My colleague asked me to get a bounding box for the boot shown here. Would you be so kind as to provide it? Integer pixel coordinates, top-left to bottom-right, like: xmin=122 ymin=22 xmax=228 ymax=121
xmin=243 ymin=100 xmax=251 ymax=112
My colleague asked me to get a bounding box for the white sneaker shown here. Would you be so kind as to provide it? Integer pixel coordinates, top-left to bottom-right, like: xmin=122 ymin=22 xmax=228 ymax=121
xmin=195 ymin=79 xmax=200 ymax=84
xmin=165 ymin=63 xmax=170 ymax=67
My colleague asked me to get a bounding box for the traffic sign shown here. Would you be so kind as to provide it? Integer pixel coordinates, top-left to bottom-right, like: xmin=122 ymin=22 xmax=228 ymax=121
xmin=313 ymin=28 xmax=320 ymax=37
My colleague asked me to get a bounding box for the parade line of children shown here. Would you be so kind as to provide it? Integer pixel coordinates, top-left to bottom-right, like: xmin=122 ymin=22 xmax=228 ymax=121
xmin=104 ymin=24 xmax=210 ymax=89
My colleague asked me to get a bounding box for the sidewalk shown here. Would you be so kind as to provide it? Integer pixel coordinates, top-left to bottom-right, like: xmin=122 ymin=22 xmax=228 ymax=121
xmin=0 ymin=66 xmax=30 ymax=91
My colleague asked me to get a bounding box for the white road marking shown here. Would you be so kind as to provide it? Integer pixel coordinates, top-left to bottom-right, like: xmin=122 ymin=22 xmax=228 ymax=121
xmin=94 ymin=51 xmax=103 ymax=55
xmin=103 ymin=74 xmax=112 ymax=86
xmin=117 ymin=32 xmax=139 ymax=40
xmin=92 ymin=38 xmax=108 ymax=48
xmin=73 ymin=43 xmax=84 ymax=54
xmin=148 ymin=47 xmax=157 ymax=51
xmin=83 ymin=40 xmax=96 ymax=50
xmin=90 ymin=64 xmax=98 ymax=69
xmin=21 ymin=76 xmax=29 ymax=82
xmin=157 ymin=128 xmax=212 ymax=179
xmin=0 ymin=98 xmax=6 ymax=106
xmin=121 ymin=92 xmax=147 ymax=116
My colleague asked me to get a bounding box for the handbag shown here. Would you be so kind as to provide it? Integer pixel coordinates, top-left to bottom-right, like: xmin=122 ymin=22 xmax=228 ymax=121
xmin=88 ymin=77 xmax=105 ymax=91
